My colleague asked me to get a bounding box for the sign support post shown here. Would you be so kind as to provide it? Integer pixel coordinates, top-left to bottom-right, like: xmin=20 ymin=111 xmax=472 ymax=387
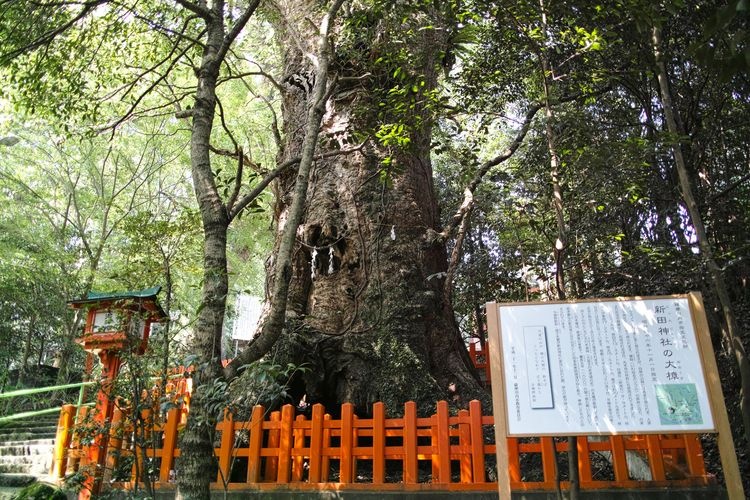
xmin=688 ymin=292 xmax=744 ymax=499
xmin=486 ymin=301 xmax=511 ymax=498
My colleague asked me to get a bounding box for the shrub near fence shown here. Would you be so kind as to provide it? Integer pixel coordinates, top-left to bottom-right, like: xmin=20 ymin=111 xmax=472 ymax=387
xmin=53 ymin=398 xmax=714 ymax=494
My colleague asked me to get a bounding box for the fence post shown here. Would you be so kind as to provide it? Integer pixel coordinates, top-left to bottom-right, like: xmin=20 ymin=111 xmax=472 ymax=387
xmin=404 ymin=401 xmax=417 ymax=484
xmin=646 ymin=435 xmax=666 ymax=480
xmin=435 ymin=401 xmax=450 ymax=483
xmin=158 ymin=407 xmax=180 ymax=484
xmin=458 ymin=409 xmax=471 ymax=483
xmin=321 ymin=414 xmax=331 ymax=482
xmin=610 ymin=435 xmax=629 ymax=482
xmin=540 ymin=437 xmax=557 ymax=488
xmin=102 ymin=406 xmax=125 ymax=487
xmin=372 ymin=402 xmax=385 ymax=484
xmin=247 ymin=405 xmax=264 ymax=483
xmin=340 ymin=402 xmax=354 ymax=484
xmin=51 ymin=404 xmax=76 ymax=478
xmin=292 ymin=414 xmax=306 ymax=481
xmin=577 ymin=436 xmax=592 ymax=488
xmin=683 ymin=434 xmax=706 ymax=477
xmin=265 ymin=411 xmax=280 ymax=481
xmin=277 ymin=404 xmax=294 ymax=483
xmin=217 ymin=410 xmax=235 ymax=484
xmin=507 ymin=438 xmax=521 ymax=484
xmin=308 ymin=404 xmax=324 ymax=483
xmin=70 ymin=406 xmax=89 ymax=472
xmin=469 ymin=400 xmax=486 ymax=483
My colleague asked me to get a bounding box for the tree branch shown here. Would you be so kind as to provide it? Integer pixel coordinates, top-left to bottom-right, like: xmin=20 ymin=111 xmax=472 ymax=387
xmin=172 ymin=0 xmax=211 ymax=19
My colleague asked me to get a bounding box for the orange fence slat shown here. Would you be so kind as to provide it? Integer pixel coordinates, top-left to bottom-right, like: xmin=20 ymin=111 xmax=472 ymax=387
xmin=610 ymin=435 xmax=630 ymax=481
xmin=458 ymin=409 xmax=472 ymax=483
xmin=540 ymin=437 xmax=557 ymax=487
xmin=646 ymin=434 xmax=666 ymax=481
xmin=158 ymin=407 xmax=179 ymax=483
xmin=404 ymin=401 xmax=417 ymax=484
xmin=340 ymin=403 xmax=354 ymax=484
xmin=372 ymin=402 xmax=385 ymax=484
xmin=469 ymin=400 xmax=486 ymax=483
xmin=217 ymin=411 xmax=234 ymax=484
xmin=61 ymin=397 xmax=715 ymax=494
xmin=291 ymin=415 xmax=306 ymax=481
xmin=265 ymin=411 xmax=280 ymax=481
xmin=276 ymin=404 xmax=294 ymax=483
xmin=684 ymin=433 xmax=706 ymax=477
xmin=577 ymin=437 xmax=592 ymax=487
xmin=247 ymin=405 xmax=263 ymax=483
xmin=435 ymin=401 xmax=450 ymax=484
xmin=308 ymin=404 xmax=324 ymax=483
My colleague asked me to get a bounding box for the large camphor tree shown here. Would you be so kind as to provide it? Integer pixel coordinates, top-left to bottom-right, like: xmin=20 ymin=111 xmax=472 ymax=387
xmin=228 ymin=1 xmax=488 ymax=414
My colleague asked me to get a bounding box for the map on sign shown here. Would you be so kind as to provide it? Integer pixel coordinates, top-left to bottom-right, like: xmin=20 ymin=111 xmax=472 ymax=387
xmin=494 ymin=297 xmax=715 ymax=436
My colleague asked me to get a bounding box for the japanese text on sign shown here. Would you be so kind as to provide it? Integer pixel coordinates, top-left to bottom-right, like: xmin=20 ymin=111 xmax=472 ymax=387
xmin=495 ymin=298 xmax=714 ymax=435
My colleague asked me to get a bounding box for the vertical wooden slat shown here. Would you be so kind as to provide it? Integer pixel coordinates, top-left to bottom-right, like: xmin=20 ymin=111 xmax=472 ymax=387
xmin=247 ymin=405 xmax=264 ymax=483
xmin=577 ymin=436 xmax=592 ymax=488
xmin=158 ymin=407 xmax=179 ymax=483
xmin=430 ymin=414 xmax=439 ymax=481
xmin=70 ymin=406 xmax=89 ymax=472
xmin=540 ymin=437 xmax=557 ymax=487
xmin=404 ymin=401 xmax=418 ymax=484
xmin=372 ymin=402 xmax=385 ymax=484
xmin=308 ymin=404 xmax=324 ymax=483
xmin=458 ymin=409 xmax=471 ymax=483
xmin=264 ymin=410 xmax=280 ymax=481
xmin=277 ymin=404 xmax=294 ymax=483
xmin=610 ymin=435 xmax=629 ymax=481
xmin=217 ymin=411 xmax=234 ymax=484
xmin=321 ymin=414 xmax=331 ymax=482
xmin=340 ymin=402 xmax=354 ymax=483
xmin=646 ymin=434 xmax=666 ymax=480
xmin=103 ymin=407 xmax=125 ymax=486
xmin=52 ymin=404 xmax=76 ymax=478
xmin=683 ymin=434 xmax=706 ymax=477
xmin=291 ymin=414 xmax=306 ymax=481
xmin=469 ymin=400 xmax=486 ymax=483
xmin=507 ymin=438 xmax=521 ymax=483
xmin=436 ymin=401 xmax=451 ymax=483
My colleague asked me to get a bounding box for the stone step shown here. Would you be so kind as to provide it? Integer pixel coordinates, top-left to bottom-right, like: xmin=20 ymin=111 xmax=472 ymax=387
xmin=0 ymin=473 xmax=36 ymax=488
xmin=0 ymin=439 xmax=54 ymax=448
xmin=0 ymin=463 xmax=31 ymax=474
xmin=0 ymin=431 xmax=56 ymax=442
xmin=0 ymin=418 xmax=58 ymax=429
xmin=0 ymin=443 xmax=54 ymax=457
xmin=0 ymin=462 xmax=51 ymax=476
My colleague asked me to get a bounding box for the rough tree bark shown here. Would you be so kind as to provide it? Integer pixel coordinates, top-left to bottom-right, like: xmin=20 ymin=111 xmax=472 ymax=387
xmin=254 ymin=2 xmax=488 ymax=416
xmin=175 ymin=1 xmax=260 ymax=498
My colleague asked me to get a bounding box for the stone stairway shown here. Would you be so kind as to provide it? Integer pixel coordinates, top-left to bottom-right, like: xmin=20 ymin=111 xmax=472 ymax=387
xmin=0 ymin=414 xmax=58 ymax=493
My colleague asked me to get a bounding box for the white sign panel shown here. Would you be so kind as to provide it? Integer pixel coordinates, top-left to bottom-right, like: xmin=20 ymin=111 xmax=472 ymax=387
xmin=496 ymin=297 xmax=714 ymax=435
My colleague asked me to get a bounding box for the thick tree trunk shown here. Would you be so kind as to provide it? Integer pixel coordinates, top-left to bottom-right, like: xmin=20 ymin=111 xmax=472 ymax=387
xmin=263 ymin=4 xmax=486 ymax=415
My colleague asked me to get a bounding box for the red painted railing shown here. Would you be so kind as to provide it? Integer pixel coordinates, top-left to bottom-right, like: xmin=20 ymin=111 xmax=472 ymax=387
xmin=53 ymin=398 xmax=713 ymax=493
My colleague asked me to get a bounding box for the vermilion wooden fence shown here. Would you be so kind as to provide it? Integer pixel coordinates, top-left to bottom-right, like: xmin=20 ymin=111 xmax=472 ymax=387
xmin=53 ymin=399 xmax=714 ymax=493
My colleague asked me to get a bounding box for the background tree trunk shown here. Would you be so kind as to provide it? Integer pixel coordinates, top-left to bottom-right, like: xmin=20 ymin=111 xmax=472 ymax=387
xmin=652 ymin=24 xmax=750 ymax=459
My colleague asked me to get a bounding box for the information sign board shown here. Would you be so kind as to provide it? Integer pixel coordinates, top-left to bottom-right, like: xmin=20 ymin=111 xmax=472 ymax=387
xmin=493 ymin=297 xmax=714 ymax=435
